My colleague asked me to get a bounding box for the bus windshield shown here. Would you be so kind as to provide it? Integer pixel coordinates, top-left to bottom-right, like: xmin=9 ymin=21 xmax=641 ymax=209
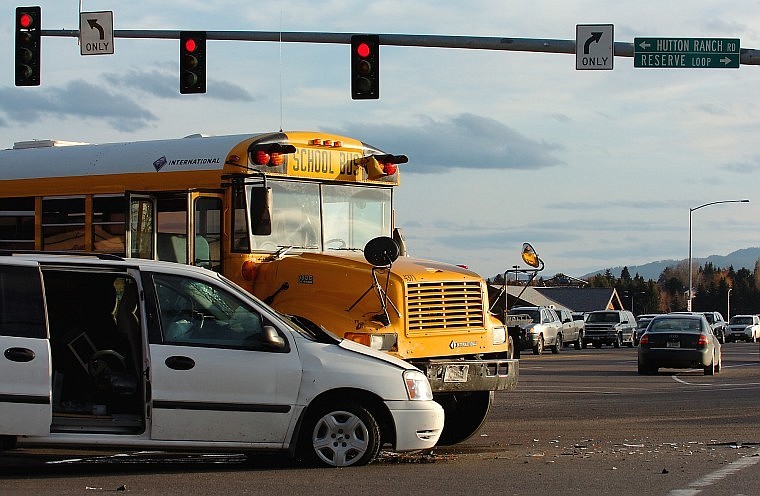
xmin=252 ymin=180 xmax=392 ymax=251
xmin=323 ymin=184 xmax=391 ymax=250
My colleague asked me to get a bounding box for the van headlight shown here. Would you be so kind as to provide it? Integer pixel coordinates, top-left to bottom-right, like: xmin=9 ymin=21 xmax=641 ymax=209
xmin=492 ymin=325 xmax=507 ymax=345
xmin=403 ymin=370 xmax=433 ymax=401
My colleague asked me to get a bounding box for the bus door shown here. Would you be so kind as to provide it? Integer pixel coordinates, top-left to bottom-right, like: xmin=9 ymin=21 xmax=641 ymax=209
xmin=130 ymin=193 xmax=189 ymax=265
xmin=129 ymin=192 xmax=222 ymax=273
xmin=191 ymin=193 xmax=223 ymax=272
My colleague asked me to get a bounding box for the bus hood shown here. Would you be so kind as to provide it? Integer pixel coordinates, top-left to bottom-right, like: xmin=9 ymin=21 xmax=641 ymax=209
xmin=298 ymin=250 xmax=483 ymax=279
xmin=338 ymin=338 xmax=417 ymax=370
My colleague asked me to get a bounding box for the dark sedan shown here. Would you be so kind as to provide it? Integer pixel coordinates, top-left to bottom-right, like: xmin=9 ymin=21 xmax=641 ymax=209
xmin=637 ymin=314 xmax=722 ymax=376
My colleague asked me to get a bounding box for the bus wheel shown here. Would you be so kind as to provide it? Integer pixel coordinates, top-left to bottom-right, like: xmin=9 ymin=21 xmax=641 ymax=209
xmin=435 ymin=391 xmax=492 ymax=446
xmin=0 ymin=436 xmax=16 ymax=451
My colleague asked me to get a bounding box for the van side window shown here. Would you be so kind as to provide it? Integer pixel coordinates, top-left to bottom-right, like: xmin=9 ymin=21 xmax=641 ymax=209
xmin=152 ymin=273 xmax=278 ymax=351
xmin=0 ymin=265 xmax=45 ymax=338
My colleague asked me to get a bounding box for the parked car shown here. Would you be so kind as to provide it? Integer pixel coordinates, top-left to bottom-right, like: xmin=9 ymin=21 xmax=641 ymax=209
xmin=555 ymin=308 xmax=584 ymax=349
xmin=507 ymin=306 xmax=562 ymax=355
xmin=571 ymin=312 xmax=587 ymax=322
xmin=673 ymin=311 xmax=728 ymax=344
xmin=634 ymin=314 xmax=660 ymax=346
xmin=583 ymin=310 xmax=637 ymax=348
xmin=701 ymin=311 xmax=727 ymax=344
xmin=725 ymin=314 xmax=760 ymax=343
xmin=637 ymin=313 xmax=722 ymax=375
xmin=0 ymin=253 xmax=444 ymax=467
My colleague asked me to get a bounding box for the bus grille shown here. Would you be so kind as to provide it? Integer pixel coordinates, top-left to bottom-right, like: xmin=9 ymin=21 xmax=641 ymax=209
xmin=406 ymin=280 xmax=485 ymax=334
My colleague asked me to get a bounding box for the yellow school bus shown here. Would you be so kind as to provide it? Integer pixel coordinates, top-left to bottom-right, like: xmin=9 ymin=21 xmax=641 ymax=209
xmin=0 ymin=131 xmax=517 ymax=444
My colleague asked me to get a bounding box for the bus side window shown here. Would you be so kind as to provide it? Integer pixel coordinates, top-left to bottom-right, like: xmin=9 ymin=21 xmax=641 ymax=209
xmin=0 ymin=197 xmax=35 ymax=250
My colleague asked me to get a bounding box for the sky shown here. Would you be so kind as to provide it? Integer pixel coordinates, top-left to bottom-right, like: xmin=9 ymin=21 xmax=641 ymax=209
xmin=3 ymin=1 xmax=760 ymax=280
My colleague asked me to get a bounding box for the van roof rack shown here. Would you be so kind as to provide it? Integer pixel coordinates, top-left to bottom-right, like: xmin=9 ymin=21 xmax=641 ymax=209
xmin=0 ymin=250 xmax=125 ymax=261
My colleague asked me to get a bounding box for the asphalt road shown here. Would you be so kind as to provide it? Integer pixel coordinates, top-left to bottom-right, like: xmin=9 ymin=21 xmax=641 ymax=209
xmin=1 ymin=343 xmax=759 ymax=496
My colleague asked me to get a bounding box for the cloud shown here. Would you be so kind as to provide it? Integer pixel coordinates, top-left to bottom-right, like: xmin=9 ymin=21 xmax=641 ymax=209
xmin=103 ymin=69 xmax=180 ymax=99
xmin=329 ymin=113 xmax=564 ymax=173
xmin=0 ymin=81 xmax=157 ymax=132
xmin=103 ymin=68 xmax=255 ymax=101
xmin=0 ymin=67 xmax=255 ymax=133
xmin=720 ymin=156 xmax=760 ymax=174
xmin=545 ymin=200 xmax=681 ymax=210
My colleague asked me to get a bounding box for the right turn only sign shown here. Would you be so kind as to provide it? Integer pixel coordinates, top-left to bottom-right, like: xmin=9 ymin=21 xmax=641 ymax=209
xmin=576 ymin=24 xmax=614 ymax=70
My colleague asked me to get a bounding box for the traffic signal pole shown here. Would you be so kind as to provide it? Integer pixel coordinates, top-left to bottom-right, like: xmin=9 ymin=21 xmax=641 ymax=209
xmin=38 ymin=29 xmax=760 ymax=66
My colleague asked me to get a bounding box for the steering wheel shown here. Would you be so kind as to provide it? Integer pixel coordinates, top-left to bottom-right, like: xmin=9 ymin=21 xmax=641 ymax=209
xmin=325 ymin=238 xmax=347 ymax=249
xmin=297 ymin=221 xmax=319 ymax=247
xmin=257 ymin=241 xmax=280 ymax=252
xmin=88 ymin=349 xmax=126 ymax=383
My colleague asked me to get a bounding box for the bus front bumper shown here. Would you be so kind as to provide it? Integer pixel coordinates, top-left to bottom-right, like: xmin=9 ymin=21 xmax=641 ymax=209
xmin=411 ymin=358 xmax=519 ymax=393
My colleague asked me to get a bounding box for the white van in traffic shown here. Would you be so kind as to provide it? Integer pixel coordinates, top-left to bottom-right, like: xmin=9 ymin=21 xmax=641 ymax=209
xmin=0 ymin=253 xmax=443 ymax=467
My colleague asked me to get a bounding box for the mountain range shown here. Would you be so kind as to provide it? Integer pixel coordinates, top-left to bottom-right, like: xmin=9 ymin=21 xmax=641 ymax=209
xmin=582 ymin=247 xmax=760 ymax=281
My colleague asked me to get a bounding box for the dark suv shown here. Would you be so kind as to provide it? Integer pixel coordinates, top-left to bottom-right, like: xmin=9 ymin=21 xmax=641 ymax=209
xmin=583 ymin=310 xmax=636 ymax=348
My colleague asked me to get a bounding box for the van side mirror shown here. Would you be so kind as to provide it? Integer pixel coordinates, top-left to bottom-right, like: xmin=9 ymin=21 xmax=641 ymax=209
xmin=250 ymin=186 xmax=273 ymax=236
xmin=263 ymin=325 xmax=286 ymax=350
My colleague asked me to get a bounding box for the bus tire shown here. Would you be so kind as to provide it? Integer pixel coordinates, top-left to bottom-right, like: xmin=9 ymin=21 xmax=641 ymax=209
xmin=435 ymin=391 xmax=492 ymax=446
xmin=0 ymin=436 xmax=17 ymax=452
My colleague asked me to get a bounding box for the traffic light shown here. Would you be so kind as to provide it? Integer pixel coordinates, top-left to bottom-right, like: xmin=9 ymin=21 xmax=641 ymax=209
xmin=351 ymin=34 xmax=379 ymax=100
xmin=15 ymin=6 xmax=41 ymax=86
xmin=179 ymin=31 xmax=206 ymax=94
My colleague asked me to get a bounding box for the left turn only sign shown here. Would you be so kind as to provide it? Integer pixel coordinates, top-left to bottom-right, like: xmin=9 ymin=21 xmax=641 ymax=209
xmin=80 ymin=11 xmax=114 ymax=55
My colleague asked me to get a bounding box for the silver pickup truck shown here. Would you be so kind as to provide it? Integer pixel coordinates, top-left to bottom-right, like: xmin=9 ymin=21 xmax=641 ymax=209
xmin=507 ymin=306 xmax=563 ymax=356
xmin=555 ymin=308 xmax=584 ymax=350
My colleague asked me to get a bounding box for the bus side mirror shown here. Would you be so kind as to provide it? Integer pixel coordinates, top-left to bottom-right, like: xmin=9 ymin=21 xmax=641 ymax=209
xmin=521 ymin=242 xmax=542 ymax=269
xmin=250 ymin=186 xmax=273 ymax=236
xmin=392 ymin=227 xmax=407 ymax=257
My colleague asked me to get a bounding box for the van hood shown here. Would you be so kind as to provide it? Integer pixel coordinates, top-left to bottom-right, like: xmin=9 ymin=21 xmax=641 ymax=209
xmin=338 ymin=339 xmax=417 ymax=371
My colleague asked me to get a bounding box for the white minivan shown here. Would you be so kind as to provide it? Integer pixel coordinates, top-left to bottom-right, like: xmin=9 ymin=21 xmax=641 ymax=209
xmin=0 ymin=253 xmax=443 ymax=467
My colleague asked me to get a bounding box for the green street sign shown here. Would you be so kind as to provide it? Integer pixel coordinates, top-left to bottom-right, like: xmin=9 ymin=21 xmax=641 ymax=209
xmin=634 ymin=37 xmax=740 ymax=68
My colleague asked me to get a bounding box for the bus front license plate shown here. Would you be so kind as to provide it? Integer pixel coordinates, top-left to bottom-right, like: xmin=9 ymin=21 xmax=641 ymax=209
xmin=443 ymin=364 xmax=469 ymax=383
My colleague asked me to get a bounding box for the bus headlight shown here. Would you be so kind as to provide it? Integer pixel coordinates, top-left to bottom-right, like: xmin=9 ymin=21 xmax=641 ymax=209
xmin=403 ymin=370 xmax=433 ymax=401
xmin=492 ymin=325 xmax=507 ymax=345
xmin=345 ymin=332 xmax=397 ymax=351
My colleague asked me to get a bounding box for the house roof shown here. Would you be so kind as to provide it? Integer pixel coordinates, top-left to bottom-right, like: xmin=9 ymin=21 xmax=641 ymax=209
xmin=533 ymin=287 xmax=623 ymax=312
xmin=489 ymin=285 xmax=623 ymax=313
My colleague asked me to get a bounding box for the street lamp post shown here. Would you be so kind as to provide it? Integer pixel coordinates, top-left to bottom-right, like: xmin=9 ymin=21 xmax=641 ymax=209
xmin=727 ymin=287 xmax=733 ymax=320
xmin=627 ymin=291 xmax=645 ymax=314
xmin=688 ymin=199 xmax=749 ymax=311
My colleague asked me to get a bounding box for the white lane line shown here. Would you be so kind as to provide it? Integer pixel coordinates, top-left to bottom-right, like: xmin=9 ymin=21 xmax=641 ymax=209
xmin=666 ymin=449 xmax=760 ymax=496
xmin=671 ymin=374 xmax=760 ymax=387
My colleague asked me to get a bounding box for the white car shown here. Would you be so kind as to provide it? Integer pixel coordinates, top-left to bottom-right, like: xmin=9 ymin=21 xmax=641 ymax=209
xmin=726 ymin=314 xmax=760 ymax=343
xmin=0 ymin=253 xmax=443 ymax=467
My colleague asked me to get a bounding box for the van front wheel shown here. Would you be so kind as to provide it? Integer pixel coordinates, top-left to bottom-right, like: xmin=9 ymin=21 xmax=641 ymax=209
xmin=300 ymin=401 xmax=381 ymax=467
